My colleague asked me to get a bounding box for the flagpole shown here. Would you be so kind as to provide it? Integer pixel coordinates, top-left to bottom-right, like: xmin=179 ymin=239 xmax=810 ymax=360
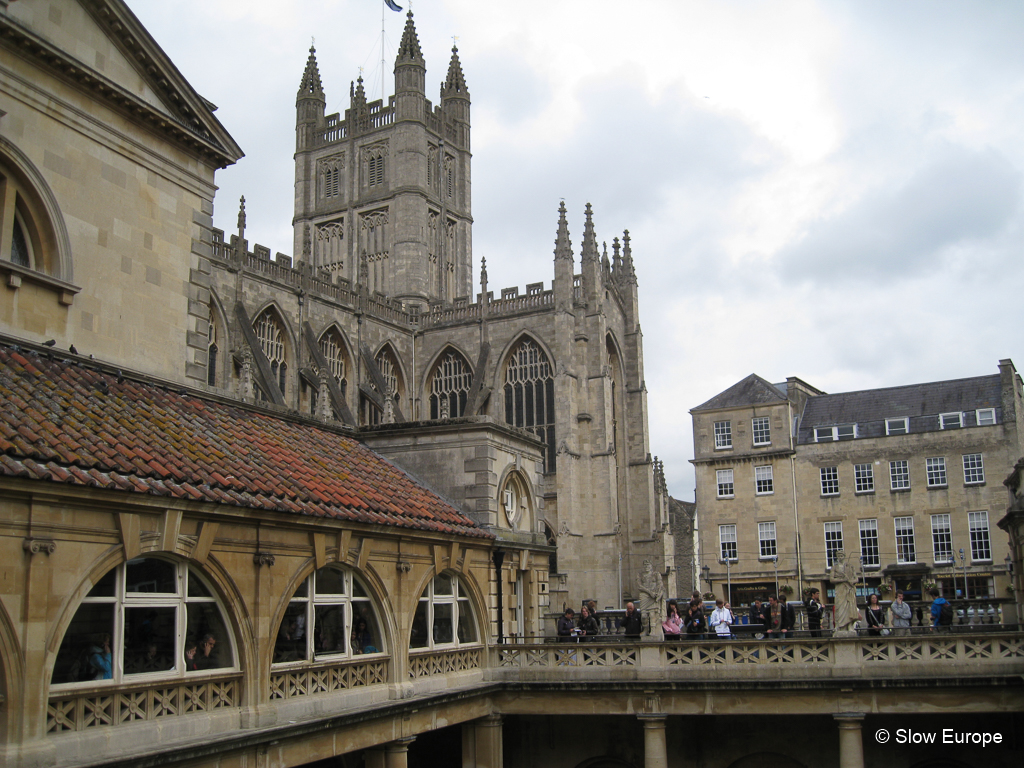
xmin=381 ymin=1 xmax=385 ymax=103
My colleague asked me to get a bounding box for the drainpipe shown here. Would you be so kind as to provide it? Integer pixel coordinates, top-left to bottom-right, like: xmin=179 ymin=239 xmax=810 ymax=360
xmin=493 ymin=550 xmax=505 ymax=643
xmin=789 ymin=401 xmax=804 ymax=591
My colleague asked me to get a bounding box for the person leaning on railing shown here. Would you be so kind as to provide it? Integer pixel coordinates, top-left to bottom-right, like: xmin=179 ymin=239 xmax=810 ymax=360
xmin=890 ymin=590 xmax=912 ymax=635
xmin=662 ymin=600 xmax=683 ymax=639
xmin=557 ymin=608 xmax=576 ymax=641
xmin=710 ymin=599 xmax=734 ymax=639
xmin=577 ymin=605 xmax=600 ymax=636
xmin=685 ymin=598 xmax=706 ymax=639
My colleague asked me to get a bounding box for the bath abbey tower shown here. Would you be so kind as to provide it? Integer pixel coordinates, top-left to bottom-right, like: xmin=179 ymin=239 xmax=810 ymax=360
xmin=195 ymin=11 xmax=676 ymax=619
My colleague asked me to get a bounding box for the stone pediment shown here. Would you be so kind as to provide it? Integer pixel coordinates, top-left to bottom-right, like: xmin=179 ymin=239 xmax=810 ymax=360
xmin=1 ymin=0 xmax=242 ymax=167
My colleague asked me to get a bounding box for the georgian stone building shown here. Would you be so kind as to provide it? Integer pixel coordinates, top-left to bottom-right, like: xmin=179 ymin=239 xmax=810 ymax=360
xmin=692 ymin=364 xmax=1023 ymax=610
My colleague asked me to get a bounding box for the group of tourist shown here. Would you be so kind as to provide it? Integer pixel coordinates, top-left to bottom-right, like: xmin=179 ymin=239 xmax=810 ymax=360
xmin=556 ymin=584 xmax=957 ymax=640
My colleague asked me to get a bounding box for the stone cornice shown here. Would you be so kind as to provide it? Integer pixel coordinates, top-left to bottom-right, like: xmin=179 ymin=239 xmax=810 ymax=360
xmin=691 ymin=448 xmax=796 ymax=466
xmin=0 ymin=5 xmax=241 ymax=169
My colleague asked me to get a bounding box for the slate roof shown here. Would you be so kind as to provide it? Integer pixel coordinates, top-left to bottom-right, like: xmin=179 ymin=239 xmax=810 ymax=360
xmin=797 ymin=374 xmax=1003 ymax=443
xmin=692 ymin=374 xmax=787 ymax=412
xmin=0 ymin=344 xmax=489 ymax=539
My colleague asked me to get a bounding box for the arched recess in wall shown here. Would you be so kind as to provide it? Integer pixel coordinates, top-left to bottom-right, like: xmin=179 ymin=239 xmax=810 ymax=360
xmin=409 ymin=570 xmax=484 ymax=651
xmin=363 ymin=342 xmax=406 ymax=426
xmin=0 ymin=594 xmax=23 ymax=742
xmin=424 ymin=344 xmax=473 ymax=420
xmin=251 ymin=303 xmax=295 ymax=402
xmin=47 ymin=554 xmax=241 ymax=690
xmin=270 ymin=561 xmax=391 ymax=671
xmin=0 ymin=137 xmax=73 ymax=284
xmin=605 ymin=332 xmax=627 ymax=463
xmin=206 ymin=290 xmax=229 ymax=389
xmin=309 ymin=323 xmax=353 ymax=417
xmin=498 ymin=334 xmax=557 ymax=473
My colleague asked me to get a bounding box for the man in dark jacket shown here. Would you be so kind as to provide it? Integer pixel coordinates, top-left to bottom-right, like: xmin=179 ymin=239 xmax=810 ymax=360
xmin=778 ymin=595 xmax=796 ymax=635
xmin=556 ymin=608 xmax=576 ymax=640
xmin=748 ymin=598 xmax=769 ymax=628
xmin=620 ymin=601 xmax=642 ymax=638
xmin=806 ymin=589 xmax=824 ymax=637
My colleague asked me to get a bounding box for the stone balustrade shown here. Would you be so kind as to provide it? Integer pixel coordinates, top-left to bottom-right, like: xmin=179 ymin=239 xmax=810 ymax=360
xmin=489 ymin=632 xmax=1024 ymax=684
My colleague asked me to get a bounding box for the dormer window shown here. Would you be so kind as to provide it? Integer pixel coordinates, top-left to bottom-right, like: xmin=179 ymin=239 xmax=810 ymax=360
xmin=940 ymin=412 xmax=963 ymax=430
xmin=815 ymin=424 xmax=856 ymax=442
xmin=976 ymin=408 xmax=996 ymax=426
xmin=885 ymin=417 xmax=908 ymax=435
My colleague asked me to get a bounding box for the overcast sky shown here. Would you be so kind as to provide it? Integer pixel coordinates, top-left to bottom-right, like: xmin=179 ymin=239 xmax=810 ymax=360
xmin=132 ymin=1 xmax=1024 ymax=500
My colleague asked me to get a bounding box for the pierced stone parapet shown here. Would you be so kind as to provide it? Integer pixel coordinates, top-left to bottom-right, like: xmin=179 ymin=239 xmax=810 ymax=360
xmin=47 ymin=674 xmax=240 ymax=734
xmin=408 ymin=647 xmax=481 ymax=679
xmin=269 ymin=657 xmax=388 ymax=700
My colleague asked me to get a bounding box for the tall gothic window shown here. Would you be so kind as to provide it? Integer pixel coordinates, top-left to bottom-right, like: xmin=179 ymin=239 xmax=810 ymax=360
xmin=504 ymin=338 xmax=556 ymax=473
xmin=427 ymin=144 xmax=437 ymax=189
xmin=318 ymin=153 xmax=344 ymax=200
xmin=444 ymin=154 xmax=454 ymax=200
xmin=315 ymin=219 xmax=345 ymax=274
xmin=429 ymin=350 xmax=472 ymax=420
xmin=364 ymin=144 xmax=387 ymax=188
xmin=254 ymin=308 xmax=287 ymax=399
xmin=311 ymin=328 xmax=349 ymax=416
xmin=426 ymin=212 xmax=456 ymax=302
xmin=364 ymin=346 xmax=401 ymax=426
xmin=360 ymin=210 xmax=389 ymax=294
xmin=207 ymin=306 xmax=219 ymax=387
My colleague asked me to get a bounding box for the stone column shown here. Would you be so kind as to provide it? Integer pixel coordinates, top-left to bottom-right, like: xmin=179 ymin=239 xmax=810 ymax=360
xmin=834 ymin=713 xmax=865 ymax=768
xmin=473 ymin=714 xmax=503 ymax=768
xmin=364 ymin=747 xmax=385 ymax=768
xmin=638 ymin=715 xmax=668 ymax=768
xmin=384 ymin=737 xmax=416 ymax=768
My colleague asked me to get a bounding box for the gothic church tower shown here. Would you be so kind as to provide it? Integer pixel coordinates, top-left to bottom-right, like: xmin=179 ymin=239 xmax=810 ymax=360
xmin=292 ymin=11 xmax=472 ymax=309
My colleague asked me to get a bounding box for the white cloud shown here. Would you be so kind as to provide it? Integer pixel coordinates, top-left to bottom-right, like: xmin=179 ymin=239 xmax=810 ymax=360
xmin=133 ymin=0 xmax=1024 ymax=499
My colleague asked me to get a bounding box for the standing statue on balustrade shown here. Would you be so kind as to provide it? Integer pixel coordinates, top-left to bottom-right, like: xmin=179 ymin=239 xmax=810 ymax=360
xmin=832 ymin=550 xmax=860 ymax=635
xmin=637 ymin=560 xmax=665 ymax=640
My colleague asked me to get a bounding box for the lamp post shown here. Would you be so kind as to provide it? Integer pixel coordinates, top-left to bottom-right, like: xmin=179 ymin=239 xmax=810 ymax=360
xmin=959 ymin=548 xmax=969 ymax=600
xmin=772 ymin=555 xmax=779 ymax=598
xmin=720 ymin=558 xmax=733 ymax=604
xmin=701 ymin=564 xmax=711 ymax=596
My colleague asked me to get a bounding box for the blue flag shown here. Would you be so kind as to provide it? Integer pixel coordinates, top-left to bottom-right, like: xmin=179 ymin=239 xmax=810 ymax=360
xmin=385 ymin=0 xmax=403 ymax=11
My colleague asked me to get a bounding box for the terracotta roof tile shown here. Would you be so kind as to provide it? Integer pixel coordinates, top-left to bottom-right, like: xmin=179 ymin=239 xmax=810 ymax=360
xmin=0 ymin=345 xmax=488 ymax=539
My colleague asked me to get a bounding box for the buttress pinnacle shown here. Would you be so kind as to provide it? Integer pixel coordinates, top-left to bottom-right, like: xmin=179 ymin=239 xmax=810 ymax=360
xmin=396 ymin=11 xmax=424 ymax=64
xmin=554 ymin=201 xmax=573 ymax=263
xmin=443 ymin=45 xmax=469 ymax=98
xmin=581 ymin=202 xmax=599 ymax=264
xmin=297 ymin=46 xmax=324 ymax=99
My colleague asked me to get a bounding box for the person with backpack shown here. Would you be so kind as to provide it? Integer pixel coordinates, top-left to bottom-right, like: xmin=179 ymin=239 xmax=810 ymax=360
xmin=929 ymin=587 xmax=954 ymax=629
